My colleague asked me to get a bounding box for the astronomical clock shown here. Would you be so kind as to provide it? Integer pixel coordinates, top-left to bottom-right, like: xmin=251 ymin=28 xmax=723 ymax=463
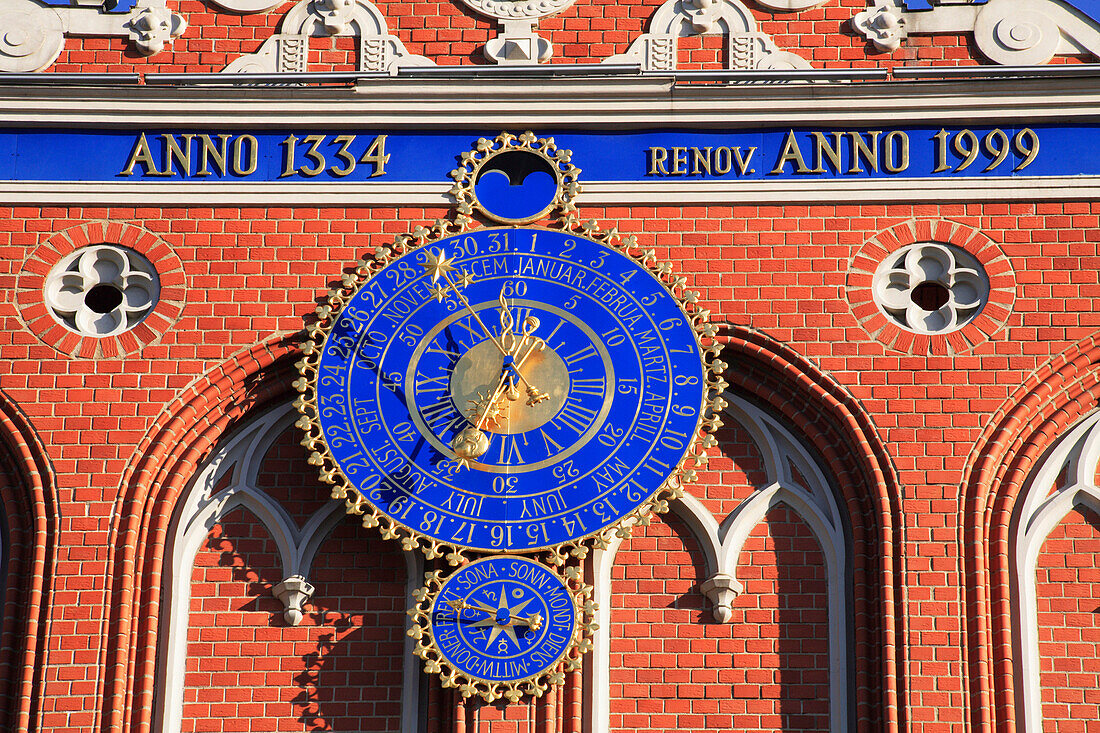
xmin=296 ymin=131 xmax=727 ymax=701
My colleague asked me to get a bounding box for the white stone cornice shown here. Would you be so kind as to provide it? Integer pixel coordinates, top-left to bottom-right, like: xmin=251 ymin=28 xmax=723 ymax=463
xmin=4 ymin=76 xmax=1100 ymax=125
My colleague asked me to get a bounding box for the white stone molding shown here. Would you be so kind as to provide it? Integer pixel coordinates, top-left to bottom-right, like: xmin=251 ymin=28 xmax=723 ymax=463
xmin=222 ymin=0 xmax=431 ymax=73
xmin=0 ymin=0 xmax=185 ymax=72
xmin=855 ymin=0 xmax=1100 ymax=64
xmin=154 ymin=403 xmax=420 ymax=733
xmin=1013 ymin=410 xmax=1100 ymax=732
xmin=604 ymin=0 xmax=811 ymax=71
xmin=585 ymin=393 xmax=849 ymax=733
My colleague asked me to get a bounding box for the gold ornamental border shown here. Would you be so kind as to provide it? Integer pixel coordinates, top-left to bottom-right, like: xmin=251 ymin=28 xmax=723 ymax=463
xmin=406 ymin=557 xmax=597 ymax=703
xmin=450 ymin=130 xmax=581 ymax=225
xmin=294 ymin=131 xmax=729 ymax=567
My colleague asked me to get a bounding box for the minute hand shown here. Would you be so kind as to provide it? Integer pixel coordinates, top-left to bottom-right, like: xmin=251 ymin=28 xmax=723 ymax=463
xmin=439 ymin=272 xmax=544 ymax=396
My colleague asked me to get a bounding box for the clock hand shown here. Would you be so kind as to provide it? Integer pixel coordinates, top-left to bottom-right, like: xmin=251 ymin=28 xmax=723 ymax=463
xmin=430 ymin=258 xmax=546 ymax=398
xmin=445 ymin=599 xmax=544 ymax=629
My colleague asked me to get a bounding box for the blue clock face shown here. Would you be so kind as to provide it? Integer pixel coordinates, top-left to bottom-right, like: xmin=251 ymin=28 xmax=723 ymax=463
xmin=315 ymin=227 xmax=705 ymax=553
xmin=430 ymin=556 xmax=577 ymax=683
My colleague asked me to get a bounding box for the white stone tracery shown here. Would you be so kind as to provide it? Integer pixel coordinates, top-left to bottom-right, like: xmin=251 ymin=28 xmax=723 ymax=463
xmin=155 ymin=403 xmax=423 ymax=733
xmin=1013 ymin=410 xmax=1100 ymax=732
xmin=587 ymin=393 xmax=849 ymax=733
xmin=872 ymin=241 xmax=989 ymax=335
xmin=44 ymin=244 xmax=160 ymax=338
xmin=604 ymin=0 xmax=811 ymax=71
xmin=222 ymin=0 xmax=432 ymax=73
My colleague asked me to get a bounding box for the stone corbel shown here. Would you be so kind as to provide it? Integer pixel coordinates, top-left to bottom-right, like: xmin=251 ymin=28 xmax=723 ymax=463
xmin=700 ymin=573 xmax=743 ymax=623
xmin=0 ymin=0 xmax=185 ymax=72
xmin=272 ymin=575 xmax=315 ymax=626
xmin=484 ymin=19 xmax=552 ymax=64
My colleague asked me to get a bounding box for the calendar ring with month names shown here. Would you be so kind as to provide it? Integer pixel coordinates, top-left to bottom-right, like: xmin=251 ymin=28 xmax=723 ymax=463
xmin=296 ymin=222 xmax=727 ymax=564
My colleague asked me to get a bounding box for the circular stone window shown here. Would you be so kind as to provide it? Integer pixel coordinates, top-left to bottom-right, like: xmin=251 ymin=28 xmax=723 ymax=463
xmin=43 ymin=244 xmax=160 ymax=337
xmin=872 ymin=242 xmax=989 ymax=335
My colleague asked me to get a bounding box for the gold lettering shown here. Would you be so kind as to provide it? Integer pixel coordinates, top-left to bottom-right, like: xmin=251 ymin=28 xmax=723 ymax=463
xmin=810 ymin=131 xmax=844 ymax=174
xmin=647 ymin=147 xmax=669 ymax=176
xmin=848 ymin=130 xmax=881 ymax=174
xmin=732 ymin=146 xmax=756 ymax=175
xmin=231 ymin=134 xmax=258 ymax=176
xmin=119 ymin=132 xmax=160 ymax=177
xmin=883 ymin=130 xmax=909 ymax=174
xmin=713 ymin=147 xmax=732 ymax=175
xmin=669 ymin=147 xmax=687 ymax=175
xmin=690 ymin=147 xmax=712 ymax=176
xmin=162 ymin=133 xmax=196 ymax=177
xmin=771 ymin=130 xmax=811 ymax=174
xmin=196 ymin=134 xmax=231 ymax=177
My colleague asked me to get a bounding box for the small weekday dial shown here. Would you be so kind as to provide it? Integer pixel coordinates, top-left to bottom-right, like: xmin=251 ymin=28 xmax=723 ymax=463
xmin=428 ymin=556 xmax=578 ymax=684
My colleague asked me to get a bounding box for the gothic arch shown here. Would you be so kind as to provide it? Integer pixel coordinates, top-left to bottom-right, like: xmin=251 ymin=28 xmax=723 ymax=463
xmin=961 ymin=333 xmax=1100 ymax=733
xmin=589 ymin=392 xmax=852 ymax=733
xmin=717 ymin=324 xmax=903 ymax=733
xmin=154 ymin=402 xmax=422 ymax=733
xmin=587 ymin=323 xmax=901 ymax=733
xmin=102 ymin=334 xmax=301 ymax=733
xmin=0 ymin=390 xmax=59 ymax=732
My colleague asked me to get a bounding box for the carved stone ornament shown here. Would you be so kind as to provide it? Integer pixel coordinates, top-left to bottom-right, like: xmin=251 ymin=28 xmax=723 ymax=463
xmin=700 ymin=573 xmax=743 ymax=624
xmin=453 ymin=0 xmax=576 ymax=64
xmin=223 ymin=0 xmax=432 ymax=73
xmin=272 ymin=575 xmax=315 ymax=626
xmin=0 ymin=0 xmax=185 ymax=71
xmin=456 ymin=0 xmax=577 ymax=21
xmin=128 ymin=3 xmax=188 ymax=56
xmin=604 ymin=0 xmax=811 ymax=72
xmin=209 ymin=0 xmax=286 ymax=14
xmin=0 ymin=0 xmax=64 ymax=72
xmin=854 ymin=0 xmax=1100 ymax=65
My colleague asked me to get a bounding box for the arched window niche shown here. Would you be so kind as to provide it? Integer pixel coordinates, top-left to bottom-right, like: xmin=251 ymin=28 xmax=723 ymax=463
xmin=154 ymin=403 xmax=423 ymax=733
xmin=1013 ymin=410 xmax=1100 ymax=731
xmin=588 ymin=392 xmax=852 ymax=733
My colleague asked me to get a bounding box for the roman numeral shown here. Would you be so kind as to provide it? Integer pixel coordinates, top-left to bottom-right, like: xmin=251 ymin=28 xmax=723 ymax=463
xmin=415 ymin=373 xmax=450 ymax=393
xmin=563 ymin=344 xmax=597 ymax=367
xmin=571 ymin=377 xmax=604 ymax=397
xmin=552 ymin=400 xmax=599 ymax=435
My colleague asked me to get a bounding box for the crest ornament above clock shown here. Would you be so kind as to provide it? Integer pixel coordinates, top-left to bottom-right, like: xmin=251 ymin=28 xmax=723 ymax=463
xmin=295 ymin=131 xmax=727 ymax=699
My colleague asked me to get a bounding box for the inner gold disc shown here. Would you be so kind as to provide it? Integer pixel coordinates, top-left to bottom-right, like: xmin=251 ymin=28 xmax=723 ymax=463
xmin=450 ymin=339 xmax=570 ymax=435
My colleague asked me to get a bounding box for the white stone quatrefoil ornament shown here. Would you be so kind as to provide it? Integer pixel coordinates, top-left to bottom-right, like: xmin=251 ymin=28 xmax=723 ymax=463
xmin=44 ymin=245 xmax=160 ymax=337
xmin=872 ymin=242 xmax=989 ymax=335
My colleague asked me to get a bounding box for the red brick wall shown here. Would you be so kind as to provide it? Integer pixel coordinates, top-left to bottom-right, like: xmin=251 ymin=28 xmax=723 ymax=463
xmin=1036 ymin=505 xmax=1100 ymax=732
xmin=2 ymin=196 xmax=1100 ymax=731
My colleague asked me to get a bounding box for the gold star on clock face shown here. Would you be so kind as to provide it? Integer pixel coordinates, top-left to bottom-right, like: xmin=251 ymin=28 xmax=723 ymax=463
xmin=421 ymin=248 xmax=458 ymax=283
xmin=467 ymin=584 xmax=537 ymax=649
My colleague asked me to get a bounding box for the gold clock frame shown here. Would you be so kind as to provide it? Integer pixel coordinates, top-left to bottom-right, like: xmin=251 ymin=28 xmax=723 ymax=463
xmin=295 ymin=131 xmax=729 ymax=568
